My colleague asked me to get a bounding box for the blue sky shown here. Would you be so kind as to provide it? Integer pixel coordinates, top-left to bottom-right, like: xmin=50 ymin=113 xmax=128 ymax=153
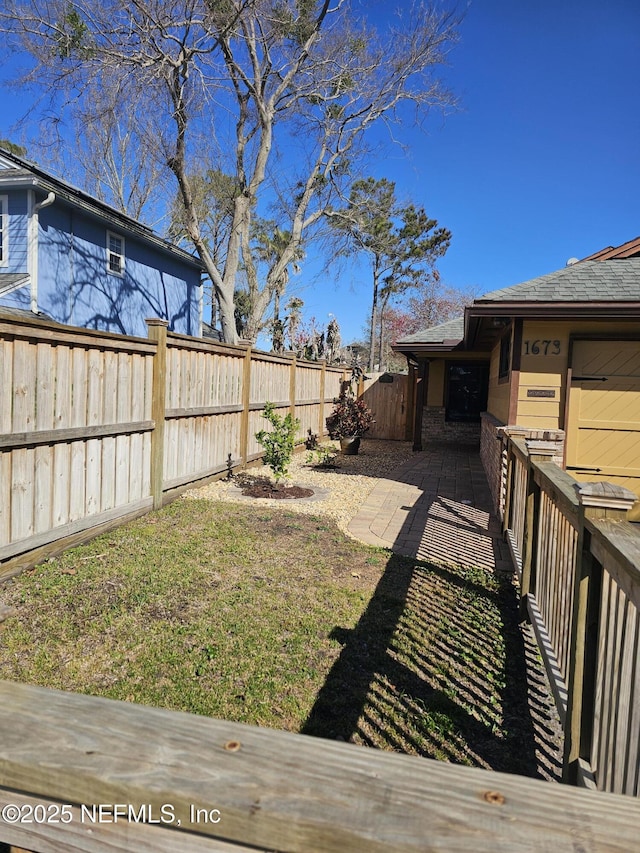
xmin=303 ymin=0 xmax=640 ymax=342
xmin=1 ymin=1 xmax=639 ymax=345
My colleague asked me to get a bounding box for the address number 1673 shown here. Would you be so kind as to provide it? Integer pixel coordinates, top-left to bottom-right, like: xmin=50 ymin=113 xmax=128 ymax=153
xmin=523 ymin=339 xmax=561 ymax=356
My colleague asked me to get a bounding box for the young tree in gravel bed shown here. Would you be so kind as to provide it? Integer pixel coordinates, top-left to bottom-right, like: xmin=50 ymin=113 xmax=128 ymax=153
xmin=255 ymin=402 xmax=300 ymax=486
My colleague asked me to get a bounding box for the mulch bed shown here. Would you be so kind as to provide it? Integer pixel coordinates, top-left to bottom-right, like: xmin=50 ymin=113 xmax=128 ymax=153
xmin=237 ymin=474 xmax=314 ymax=500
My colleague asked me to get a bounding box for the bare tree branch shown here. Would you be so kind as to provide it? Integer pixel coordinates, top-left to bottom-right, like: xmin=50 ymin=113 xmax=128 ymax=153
xmin=0 ymin=0 xmax=461 ymax=343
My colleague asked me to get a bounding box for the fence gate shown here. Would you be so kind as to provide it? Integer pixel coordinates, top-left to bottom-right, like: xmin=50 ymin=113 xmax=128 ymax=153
xmin=360 ymin=372 xmax=408 ymax=440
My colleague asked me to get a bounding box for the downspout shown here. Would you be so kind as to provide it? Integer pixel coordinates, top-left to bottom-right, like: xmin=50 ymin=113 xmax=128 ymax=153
xmin=198 ymin=272 xmax=204 ymax=337
xmin=29 ymin=190 xmax=56 ymax=314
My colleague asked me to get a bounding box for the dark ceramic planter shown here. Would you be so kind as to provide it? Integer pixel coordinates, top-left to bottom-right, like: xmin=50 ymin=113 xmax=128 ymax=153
xmin=340 ymin=436 xmax=361 ymax=455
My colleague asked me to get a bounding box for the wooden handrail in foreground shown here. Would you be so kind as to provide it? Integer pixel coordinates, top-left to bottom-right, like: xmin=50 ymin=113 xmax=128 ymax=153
xmin=0 ymin=681 xmax=639 ymax=852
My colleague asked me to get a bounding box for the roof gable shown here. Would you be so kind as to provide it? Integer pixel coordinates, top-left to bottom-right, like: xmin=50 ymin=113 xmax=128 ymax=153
xmin=579 ymin=235 xmax=640 ymax=261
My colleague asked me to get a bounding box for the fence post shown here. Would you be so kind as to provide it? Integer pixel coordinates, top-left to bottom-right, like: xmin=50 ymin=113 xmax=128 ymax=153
xmin=519 ymin=441 xmax=559 ymax=622
xmin=519 ymin=458 xmax=538 ymax=622
xmin=562 ymin=482 xmax=637 ymax=785
xmin=289 ymin=352 xmax=297 ymax=421
xmin=502 ymin=444 xmax=514 ymax=536
xmin=412 ymin=360 xmax=428 ymax=452
xmin=240 ymin=344 xmax=252 ymax=468
xmin=145 ymin=318 xmax=169 ymax=510
xmin=318 ymin=360 xmax=326 ymax=438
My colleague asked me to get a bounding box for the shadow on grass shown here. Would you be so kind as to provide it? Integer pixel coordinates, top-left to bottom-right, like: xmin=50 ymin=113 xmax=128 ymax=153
xmin=301 ymin=552 xmax=562 ymax=779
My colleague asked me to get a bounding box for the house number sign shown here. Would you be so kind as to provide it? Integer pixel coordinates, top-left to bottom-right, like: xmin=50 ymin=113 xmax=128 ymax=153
xmin=523 ymin=339 xmax=561 ymax=356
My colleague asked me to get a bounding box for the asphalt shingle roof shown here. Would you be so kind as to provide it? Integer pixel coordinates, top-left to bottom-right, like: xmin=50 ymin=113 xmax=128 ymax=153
xmin=396 ymin=258 xmax=640 ymax=349
xmin=397 ymin=316 xmax=464 ymax=345
xmin=477 ymin=259 xmax=640 ymax=303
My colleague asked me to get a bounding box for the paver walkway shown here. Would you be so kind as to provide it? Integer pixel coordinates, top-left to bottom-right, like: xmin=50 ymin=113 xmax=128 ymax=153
xmin=348 ymin=443 xmax=513 ymax=572
xmin=348 ymin=442 xmax=564 ymax=781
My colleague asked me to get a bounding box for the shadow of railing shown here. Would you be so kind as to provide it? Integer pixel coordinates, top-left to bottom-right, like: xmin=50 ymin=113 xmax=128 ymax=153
xmin=301 ymin=553 xmax=560 ymax=776
xmin=302 ymin=443 xmax=563 ymax=780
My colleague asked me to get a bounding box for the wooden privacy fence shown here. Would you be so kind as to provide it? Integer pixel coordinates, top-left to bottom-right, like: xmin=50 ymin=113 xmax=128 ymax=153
xmin=502 ymin=434 xmax=640 ymax=796
xmin=1 ymin=680 xmax=639 ymax=853
xmin=0 ymin=313 xmax=345 ymax=580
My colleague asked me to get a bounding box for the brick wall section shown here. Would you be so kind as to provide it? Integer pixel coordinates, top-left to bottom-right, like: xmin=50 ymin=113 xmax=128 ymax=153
xmin=421 ymin=406 xmax=481 ymax=446
xmin=480 ymin=413 xmax=506 ymax=515
xmin=480 ymin=412 xmax=565 ymax=516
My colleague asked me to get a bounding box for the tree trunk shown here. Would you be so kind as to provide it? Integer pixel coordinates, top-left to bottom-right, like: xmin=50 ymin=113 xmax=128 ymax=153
xmin=217 ymin=287 xmax=237 ymax=343
xmin=368 ymin=263 xmax=380 ymax=371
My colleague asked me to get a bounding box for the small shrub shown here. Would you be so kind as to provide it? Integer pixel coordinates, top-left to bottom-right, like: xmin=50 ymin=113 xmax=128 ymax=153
xmin=255 ymin=402 xmax=300 ymax=485
xmin=306 ymin=445 xmax=339 ymax=468
xmin=304 ymin=428 xmax=319 ymax=450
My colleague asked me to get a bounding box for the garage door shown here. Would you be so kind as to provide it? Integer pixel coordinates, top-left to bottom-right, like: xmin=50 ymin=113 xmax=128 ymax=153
xmin=565 ymin=339 xmax=640 ymax=518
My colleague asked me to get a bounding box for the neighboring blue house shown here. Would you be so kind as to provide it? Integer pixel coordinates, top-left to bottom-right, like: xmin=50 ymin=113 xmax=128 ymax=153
xmin=0 ymin=148 xmax=204 ymax=337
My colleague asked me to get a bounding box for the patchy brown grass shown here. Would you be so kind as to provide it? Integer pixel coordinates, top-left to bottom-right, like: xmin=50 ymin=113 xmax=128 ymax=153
xmin=0 ymin=497 xmax=561 ymax=778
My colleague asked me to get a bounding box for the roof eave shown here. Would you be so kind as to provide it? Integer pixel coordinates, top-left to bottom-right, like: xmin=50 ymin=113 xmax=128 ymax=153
xmin=0 ymin=152 xmax=205 ymax=272
xmin=468 ymin=301 xmax=640 ymax=318
xmin=392 ymin=339 xmax=464 ymax=357
xmin=465 ymin=301 xmax=640 ymax=350
xmin=0 ymin=175 xmax=40 ymax=190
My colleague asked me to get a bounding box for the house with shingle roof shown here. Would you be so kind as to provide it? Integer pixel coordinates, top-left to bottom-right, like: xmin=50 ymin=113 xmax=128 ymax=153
xmin=0 ymin=147 xmax=204 ymax=337
xmin=393 ymin=254 xmax=640 ymax=518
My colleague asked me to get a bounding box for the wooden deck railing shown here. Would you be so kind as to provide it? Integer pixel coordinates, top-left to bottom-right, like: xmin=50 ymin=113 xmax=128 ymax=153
xmin=0 ymin=680 xmax=639 ymax=853
xmin=502 ymin=434 xmax=640 ymax=796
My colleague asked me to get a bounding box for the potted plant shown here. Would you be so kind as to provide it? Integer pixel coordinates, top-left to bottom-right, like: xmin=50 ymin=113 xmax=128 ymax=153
xmin=325 ymin=389 xmax=374 ymax=454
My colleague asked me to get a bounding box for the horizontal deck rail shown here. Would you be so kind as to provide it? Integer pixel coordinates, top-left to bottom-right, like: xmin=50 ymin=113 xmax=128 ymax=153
xmin=0 ymin=680 xmax=639 ymax=852
xmin=502 ymin=433 xmax=640 ymax=796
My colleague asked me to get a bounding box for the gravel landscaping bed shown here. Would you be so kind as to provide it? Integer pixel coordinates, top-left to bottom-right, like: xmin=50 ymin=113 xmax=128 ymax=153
xmin=183 ymin=439 xmax=416 ymax=533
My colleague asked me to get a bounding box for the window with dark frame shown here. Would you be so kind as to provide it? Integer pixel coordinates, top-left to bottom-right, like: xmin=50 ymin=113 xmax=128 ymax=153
xmin=107 ymin=231 xmax=125 ymax=276
xmin=445 ymin=362 xmax=489 ymax=422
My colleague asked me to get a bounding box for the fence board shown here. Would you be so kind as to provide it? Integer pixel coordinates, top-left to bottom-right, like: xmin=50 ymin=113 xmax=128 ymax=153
xmin=53 ymin=442 xmax=70 ymax=527
xmin=54 ymin=344 xmax=71 ymax=429
xmin=613 ymin=601 xmax=635 ymax=794
xmin=34 ymin=445 xmax=53 ymax=535
xmin=0 ymin=451 xmax=10 ymax=544
xmin=0 ymin=337 xmax=12 ymax=433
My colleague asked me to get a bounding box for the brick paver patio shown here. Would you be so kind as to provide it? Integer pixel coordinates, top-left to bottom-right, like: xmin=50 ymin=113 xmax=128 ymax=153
xmin=348 ymin=444 xmax=513 ymax=573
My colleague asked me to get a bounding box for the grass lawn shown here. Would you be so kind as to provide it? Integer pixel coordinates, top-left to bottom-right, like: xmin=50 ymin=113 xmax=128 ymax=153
xmin=0 ymin=497 xmax=546 ymax=777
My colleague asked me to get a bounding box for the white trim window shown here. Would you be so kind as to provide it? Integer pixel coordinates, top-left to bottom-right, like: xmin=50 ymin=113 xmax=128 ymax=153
xmin=0 ymin=195 xmax=8 ymax=267
xmin=107 ymin=230 xmax=125 ymax=276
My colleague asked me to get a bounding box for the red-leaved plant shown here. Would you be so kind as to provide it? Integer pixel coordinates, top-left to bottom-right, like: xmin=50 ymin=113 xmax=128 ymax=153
xmin=326 ymin=390 xmax=374 ymax=439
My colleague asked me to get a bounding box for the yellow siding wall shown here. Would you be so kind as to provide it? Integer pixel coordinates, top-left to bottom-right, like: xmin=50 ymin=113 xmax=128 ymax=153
xmin=486 ymin=343 xmax=511 ymax=424
xmin=515 ymin=320 xmax=639 ymax=430
xmin=517 ymin=321 xmax=566 ymax=429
